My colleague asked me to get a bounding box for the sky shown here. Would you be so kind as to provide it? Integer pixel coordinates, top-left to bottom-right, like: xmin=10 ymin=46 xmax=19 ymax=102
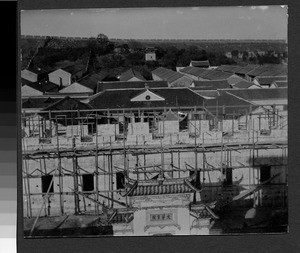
xmin=21 ymin=6 xmax=288 ymax=40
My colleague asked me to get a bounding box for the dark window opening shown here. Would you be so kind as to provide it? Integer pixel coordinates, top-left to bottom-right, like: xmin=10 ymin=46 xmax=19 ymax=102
xmin=222 ymin=167 xmax=233 ymax=186
xmin=87 ymin=123 xmax=96 ymax=135
xmin=260 ymin=165 xmax=271 ymax=184
xmin=41 ymin=175 xmax=54 ymax=193
xmin=179 ymin=116 xmax=188 ymax=131
xmin=116 ymin=172 xmax=125 ymax=189
xmin=82 ymin=174 xmax=94 ymax=191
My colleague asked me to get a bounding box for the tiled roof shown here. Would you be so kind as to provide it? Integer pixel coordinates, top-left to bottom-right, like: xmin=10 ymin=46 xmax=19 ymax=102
xmin=202 ymin=90 xmax=257 ymax=116
xmin=40 ymin=96 xmax=94 ymax=125
xmin=23 ymin=80 xmax=59 ymax=93
xmin=190 ymin=60 xmax=210 ymax=68
xmin=22 ymin=97 xmax=61 ymax=109
xmin=193 ymin=90 xmax=220 ymax=98
xmin=234 ymin=65 xmax=258 ymax=75
xmin=42 ymin=96 xmax=93 ymax=112
xmin=59 ymin=82 xmax=94 ymax=94
xmin=247 ymin=65 xmax=287 ymax=77
xmin=77 ymin=72 xmax=108 ymax=91
xmin=254 ymin=76 xmax=287 ymax=85
xmin=273 ymin=81 xmax=287 ymax=88
xmin=203 ymin=71 xmax=233 ymax=80
xmin=180 ymin=66 xmax=209 ymax=77
xmin=119 ymin=68 xmax=146 ymax=82
xmin=21 ymin=78 xmax=34 ymax=86
xmin=193 ymin=80 xmax=231 ymax=90
xmin=152 ymin=67 xmax=185 ymax=83
xmin=215 ymin=65 xmax=244 ymax=73
xmin=233 ymin=80 xmax=260 ymax=89
xmin=97 ymin=81 xmax=168 ymax=92
xmin=88 ymin=87 xmax=205 ymax=109
xmin=128 ymin=179 xmax=195 ymax=196
xmin=224 ymin=88 xmax=287 ymax=101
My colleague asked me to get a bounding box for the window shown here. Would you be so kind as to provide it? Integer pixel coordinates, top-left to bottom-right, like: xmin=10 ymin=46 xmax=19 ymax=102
xmin=222 ymin=167 xmax=233 ymax=186
xmin=116 ymin=172 xmax=125 ymax=189
xmin=260 ymin=165 xmax=271 ymax=183
xmin=82 ymin=174 xmax=94 ymax=191
xmin=41 ymin=175 xmax=54 ymax=193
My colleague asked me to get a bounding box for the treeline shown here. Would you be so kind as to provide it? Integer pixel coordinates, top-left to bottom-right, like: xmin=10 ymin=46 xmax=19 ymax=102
xmin=21 ymin=34 xmax=286 ymax=79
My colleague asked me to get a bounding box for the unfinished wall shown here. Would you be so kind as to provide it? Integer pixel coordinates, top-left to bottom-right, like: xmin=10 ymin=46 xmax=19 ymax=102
xmin=158 ymin=121 xmax=179 ymax=134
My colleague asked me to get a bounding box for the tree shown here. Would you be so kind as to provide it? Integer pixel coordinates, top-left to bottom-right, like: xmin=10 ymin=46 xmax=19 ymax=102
xmin=97 ymin=33 xmax=109 ymax=45
xmin=231 ymin=50 xmax=239 ymax=58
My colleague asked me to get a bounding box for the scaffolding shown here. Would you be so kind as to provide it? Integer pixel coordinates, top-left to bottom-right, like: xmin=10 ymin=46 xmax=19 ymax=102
xmin=22 ymin=104 xmax=288 ymax=230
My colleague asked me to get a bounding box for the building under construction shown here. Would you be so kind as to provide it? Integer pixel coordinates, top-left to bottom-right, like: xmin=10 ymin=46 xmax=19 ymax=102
xmin=21 ymin=87 xmax=288 ymax=237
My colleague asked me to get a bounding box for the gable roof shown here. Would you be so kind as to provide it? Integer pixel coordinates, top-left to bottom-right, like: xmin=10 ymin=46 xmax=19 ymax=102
xmin=193 ymin=80 xmax=231 ymax=90
xmin=254 ymin=76 xmax=287 ymax=85
xmin=119 ymin=69 xmax=146 ymax=82
xmin=247 ymin=65 xmax=287 ymax=77
xmin=76 ymin=72 xmax=108 ymax=91
xmin=224 ymin=88 xmax=287 ymax=101
xmin=130 ymin=89 xmax=165 ymax=102
xmin=233 ymin=80 xmax=260 ymax=89
xmin=39 ymin=96 xmax=94 ymax=126
xmin=179 ymin=66 xmax=208 ymax=77
xmin=190 ymin=60 xmax=210 ymax=68
xmin=23 ymin=80 xmax=59 ymax=93
xmin=97 ymin=81 xmax=168 ymax=92
xmin=88 ymin=87 xmax=206 ymax=109
xmin=272 ymin=81 xmax=287 ymax=88
xmin=152 ymin=67 xmax=185 ymax=83
xmin=215 ymin=65 xmax=245 ymax=74
xmin=59 ymin=82 xmax=94 ymax=94
xmin=200 ymin=90 xmax=257 ymax=116
xmin=234 ymin=65 xmax=259 ymax=75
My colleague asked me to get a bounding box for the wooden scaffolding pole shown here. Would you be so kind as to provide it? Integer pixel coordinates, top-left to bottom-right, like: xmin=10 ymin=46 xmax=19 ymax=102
xmin=56 ymin=121 xmax=64 ymax=215
xmin=72 ymin=138 xmax=80 ymax=214
xmin=22 ymin=139 xmax=32 ymax=217
xmin=95 ymin=116 xmax=99 ymax=215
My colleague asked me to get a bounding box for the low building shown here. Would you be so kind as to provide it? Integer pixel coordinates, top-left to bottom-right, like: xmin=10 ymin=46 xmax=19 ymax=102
xmin=145 ymin=47 xmax=156 ymax=61
xmin=253 ymin=76 xmax=287 ymax=88
xmin=59 ymin=82 xmax=94 ymax=95
xmin=152 ymin=67 xmax=193 ymax=87
xmin=271 ymin=80 xmax=288 ymax=88
xmin=48 ymin=64 xmax=87 ymax=87
xmin=189 ymin=60 xmax=210 ymax=68
xmin=180 ymin=67 xmax=244 ymax=85
xmin=191 ymin=80 xmax=231 ymax=90
xmin=21 ymin=67 xmax=51 ymax=83
xmin=232 ymin=80 xmax=261 ymax=89
xmin=21 ymin=80 xmax=59 ymax=98
xmin=97 ymin=81 xmax=168 ymax=92
xmin=119 ymin=69 xmax=146 ymax=82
